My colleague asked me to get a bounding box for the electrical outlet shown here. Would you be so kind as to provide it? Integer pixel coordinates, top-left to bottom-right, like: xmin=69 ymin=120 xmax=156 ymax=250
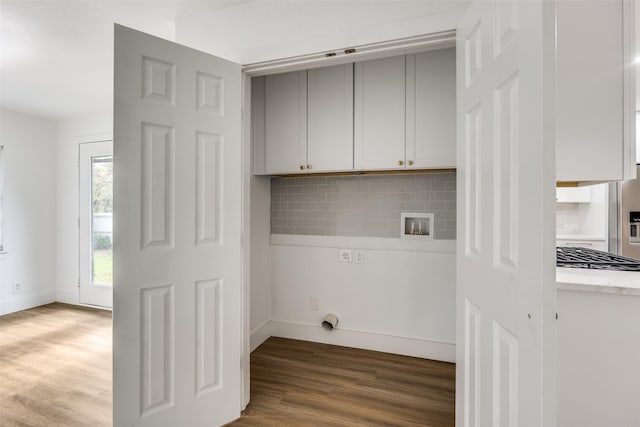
xmin=354 ymin=250 xmax=364 ymax=264
xmin=339 ymin=249 xmax=352 ymax=263
xmin=12 ymin=282 xmax=21 ymax=294
xmin=310 ymin=296 xmax=319 ymax=311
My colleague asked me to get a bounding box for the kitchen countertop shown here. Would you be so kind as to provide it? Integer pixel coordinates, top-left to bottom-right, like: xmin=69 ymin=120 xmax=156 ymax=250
xmin=557 ymin=267 xmax=640 ymax=296
xmin=556 ymin=235 xmax=606 ymax=241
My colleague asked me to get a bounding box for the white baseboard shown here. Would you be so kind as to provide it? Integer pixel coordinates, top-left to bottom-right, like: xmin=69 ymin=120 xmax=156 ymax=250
xmin=0 ymin=291 xmax=56 ymax=316
xmin=250 ymin=320 xmax=276 ymax=352
xmin=55 ymin=289 xmax=78 ymax=305
xmin=262 ymin=320 xmax=455 ymax=362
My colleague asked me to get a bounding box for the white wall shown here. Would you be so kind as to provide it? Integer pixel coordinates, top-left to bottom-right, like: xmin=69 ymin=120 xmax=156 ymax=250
xmin=557 ymin=290 xmax=640 ymax=427
xmin=556 ymin=184 xmax=608 ymax=238
xmin=55 ymin=110 xmax=112 ymax=304
xmin=175 ymin=2 xmax=465 ymax=64
xmin=251 ymin=235 xmax=456 ymax=361
xmin=249 ymin=176 xmax=272 ymax=340
xmin=0 ymin=109 xmax=57 ymax=314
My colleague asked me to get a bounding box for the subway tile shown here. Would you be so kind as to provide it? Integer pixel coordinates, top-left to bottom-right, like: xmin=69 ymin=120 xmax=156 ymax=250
xmin=435 ymin=191 xmax=456 ymax=201
xmin=271 ymin=201 xmax=286 ymax=211
xmin=444 ymin=200 xmax=457 ymax=211
xmin=307 ymin=193 xmax=328 ymax=202
xmin=286 ymin=185 xmax=304 ymax=193
xmin=318 ymin=219 xmax=337 ymax=228
xmin=403 ymin=201 xmax=427 ymax=211
xmin=271 ymin=173 xmax=456 ymax=238
xmin=318 ymin=184 xmax=338 ymax=193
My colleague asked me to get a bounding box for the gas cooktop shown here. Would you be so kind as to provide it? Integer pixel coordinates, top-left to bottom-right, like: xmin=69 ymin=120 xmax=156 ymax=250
xmin=556 ymin=247 xmax=640 ymax=272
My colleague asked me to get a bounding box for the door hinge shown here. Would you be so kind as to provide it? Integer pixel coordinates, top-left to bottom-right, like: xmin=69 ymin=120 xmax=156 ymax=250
xmin=77 ymin=278 xmax=80 ymax=287
xmin=77 ymin=218 xmax=80 ymax=228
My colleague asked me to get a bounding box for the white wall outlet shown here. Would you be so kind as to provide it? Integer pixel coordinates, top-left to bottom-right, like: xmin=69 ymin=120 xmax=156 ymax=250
xmin=339 ymin=249 xmax=353 ymax=263
xmin=354 ymin=250 xmax=364 ymax=264
xmin=12 ymin=282 xmax=21 ymax=294
xmin=310 ymin=296 xmax=319 ymax=311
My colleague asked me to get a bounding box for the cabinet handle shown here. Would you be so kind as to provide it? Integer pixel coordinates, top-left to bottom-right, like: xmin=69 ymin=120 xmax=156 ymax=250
xmin=307 ymin=164 xmax=312 ymax=170
xmin=398 ymin=160 xmax=404 ymax=166
xmin=300 ymin=165 xmax=306 ymax=171
xmin=408 ymin=160 xmax=414 ymax=166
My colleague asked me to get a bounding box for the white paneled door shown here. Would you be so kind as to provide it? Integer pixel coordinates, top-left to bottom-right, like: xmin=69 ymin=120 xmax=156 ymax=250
xmin=114 ymin=25 xmax=242 ymax=426
xmin=456 ymin=1 xmax=557 ymax=427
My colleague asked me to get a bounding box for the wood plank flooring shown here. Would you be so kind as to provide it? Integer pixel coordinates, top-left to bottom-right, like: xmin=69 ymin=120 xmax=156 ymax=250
xmin=0 ymin=303 xmax=112 ymax=427
xmin=227 ymin=337 xmax=455 ymax=427
xmin=0 ymin=304 xmax=455 ymax=426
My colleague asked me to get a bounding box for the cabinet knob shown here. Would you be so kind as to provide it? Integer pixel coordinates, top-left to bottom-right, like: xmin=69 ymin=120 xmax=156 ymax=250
xmin=300 ymin=165 xmax=306 ymax=170
xmin=398 ymin=160 xmax=404 ymax=166
xmin=307 ymin=164 xmax=312 ymax=170
xmin=408 ymin=160 xmax=414 ymax=166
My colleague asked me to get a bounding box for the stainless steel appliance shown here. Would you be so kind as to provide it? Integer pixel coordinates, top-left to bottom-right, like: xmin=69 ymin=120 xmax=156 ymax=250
xmin=619 ymin=165 xmax=640 ymax=260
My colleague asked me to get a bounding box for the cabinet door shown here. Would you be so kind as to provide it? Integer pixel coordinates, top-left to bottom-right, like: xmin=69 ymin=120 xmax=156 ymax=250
xmin=556 ymin=0 xmax=636 ymax=182
xmin=307 ymin=64 xmax=354 ymax=172
xmin=406 ymin=48 xmax=456 ymax=169
xmin=354 ymin=56 xmax=406 ymax=170
xmin=265 ymin=70 xmax=307 ymax=174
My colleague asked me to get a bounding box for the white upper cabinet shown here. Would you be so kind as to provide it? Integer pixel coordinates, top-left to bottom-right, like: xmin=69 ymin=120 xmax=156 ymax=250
xmin=354 ymin=55 xmax=406 ymax=170
xmin=254 ymin=49 xmax=458 ymax=175
xmin=265 ymin=70 xmax=307 ymax=174
xmin=406 ymin=48 xmax=456 ymax=169
xmin=307 ymin=63 xmax=354 ymax=172
xmin=556 ymin=0 xmax=636 ymax=183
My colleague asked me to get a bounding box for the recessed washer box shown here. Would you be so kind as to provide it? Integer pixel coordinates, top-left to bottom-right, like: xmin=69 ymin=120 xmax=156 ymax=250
xmin=401 ymin=212 xmax=434 ymax=240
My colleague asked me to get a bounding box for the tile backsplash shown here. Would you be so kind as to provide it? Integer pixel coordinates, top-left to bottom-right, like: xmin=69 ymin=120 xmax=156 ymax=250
xmin=271 ymin=173 xmax=456 ymax=239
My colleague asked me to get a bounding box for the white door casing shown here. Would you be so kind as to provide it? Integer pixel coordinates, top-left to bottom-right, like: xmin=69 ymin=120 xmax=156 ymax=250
xmin=79 ymin=140 xmax=113 ymax=308
xmin=456 ymin=1 xmax=557 ymax=426
xmin=114 ymin=25 xmax=242 ymax=426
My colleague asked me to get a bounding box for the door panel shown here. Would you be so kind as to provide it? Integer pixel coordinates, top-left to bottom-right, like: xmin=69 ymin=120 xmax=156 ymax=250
xmin=265 ymin=70 xmax=307 ymax=174
xmin=354 ymin=55 xmax=406 ymax=170
xmin=406 ymin=48 xmax=456 ymax=169
xmin=456 ymin=1 xmax=557 ymax=426
xmin=114 ymin=25 xmax=242 ymax=427
xmin=307 ymin=63 xmax=354 ymax=172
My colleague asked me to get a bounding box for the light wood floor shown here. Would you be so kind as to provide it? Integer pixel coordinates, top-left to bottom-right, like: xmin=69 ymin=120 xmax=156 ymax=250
xmin=228 ymin=337 xmax=455 ymax=427
xmin=0 ymin=303 xmax=112 ymax=427
xmin=0 ymin=304 xmax=455 ymax=426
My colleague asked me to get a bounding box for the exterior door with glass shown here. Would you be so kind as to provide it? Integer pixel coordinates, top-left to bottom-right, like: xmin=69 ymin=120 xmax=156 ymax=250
xmin=79 ymin=140 xmax=113 ymax=308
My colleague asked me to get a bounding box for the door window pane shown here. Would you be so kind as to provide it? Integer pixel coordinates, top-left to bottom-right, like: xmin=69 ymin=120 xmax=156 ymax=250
xmin=91 ymin=156 xmax=113 ymax=286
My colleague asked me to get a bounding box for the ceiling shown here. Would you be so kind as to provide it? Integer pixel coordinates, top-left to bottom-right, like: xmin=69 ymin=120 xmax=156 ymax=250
xmin=0 ymin=1 xmax=250 ymax=120
xmin=0 ymin=1 xmax=639 ymax=122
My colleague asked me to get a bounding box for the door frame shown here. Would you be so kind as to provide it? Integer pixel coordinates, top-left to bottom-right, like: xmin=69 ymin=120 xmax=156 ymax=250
xmin=239 ymin=31 xmax=459 ymax=409
xmin=78 ymin=139 xmax=114 ymax=309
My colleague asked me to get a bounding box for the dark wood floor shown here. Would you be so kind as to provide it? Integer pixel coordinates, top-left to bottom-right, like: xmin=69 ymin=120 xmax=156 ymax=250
xmin=0 ymin=303 xmax=113 ymax=427
xmin=0 ymin=304 xmax=455 ymax=426
xmin=228 ymin=337 xmax=455 ymax=427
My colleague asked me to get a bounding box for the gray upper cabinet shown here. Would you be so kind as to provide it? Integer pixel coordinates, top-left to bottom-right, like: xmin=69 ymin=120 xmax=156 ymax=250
xmin=265 ymin=70 xmax=307 ymax=174
xmin=354 ymin=55 xmax=407 ymax=170
xmin=556 ymin=0 xmax=636 ymax=183
xmin=253 ymin=48 xmax=458 ymax=175
xmin=307 ymin=63 xmax=354 ymax=172
xmin=406 ymin=48 xmax=456 ymax=169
